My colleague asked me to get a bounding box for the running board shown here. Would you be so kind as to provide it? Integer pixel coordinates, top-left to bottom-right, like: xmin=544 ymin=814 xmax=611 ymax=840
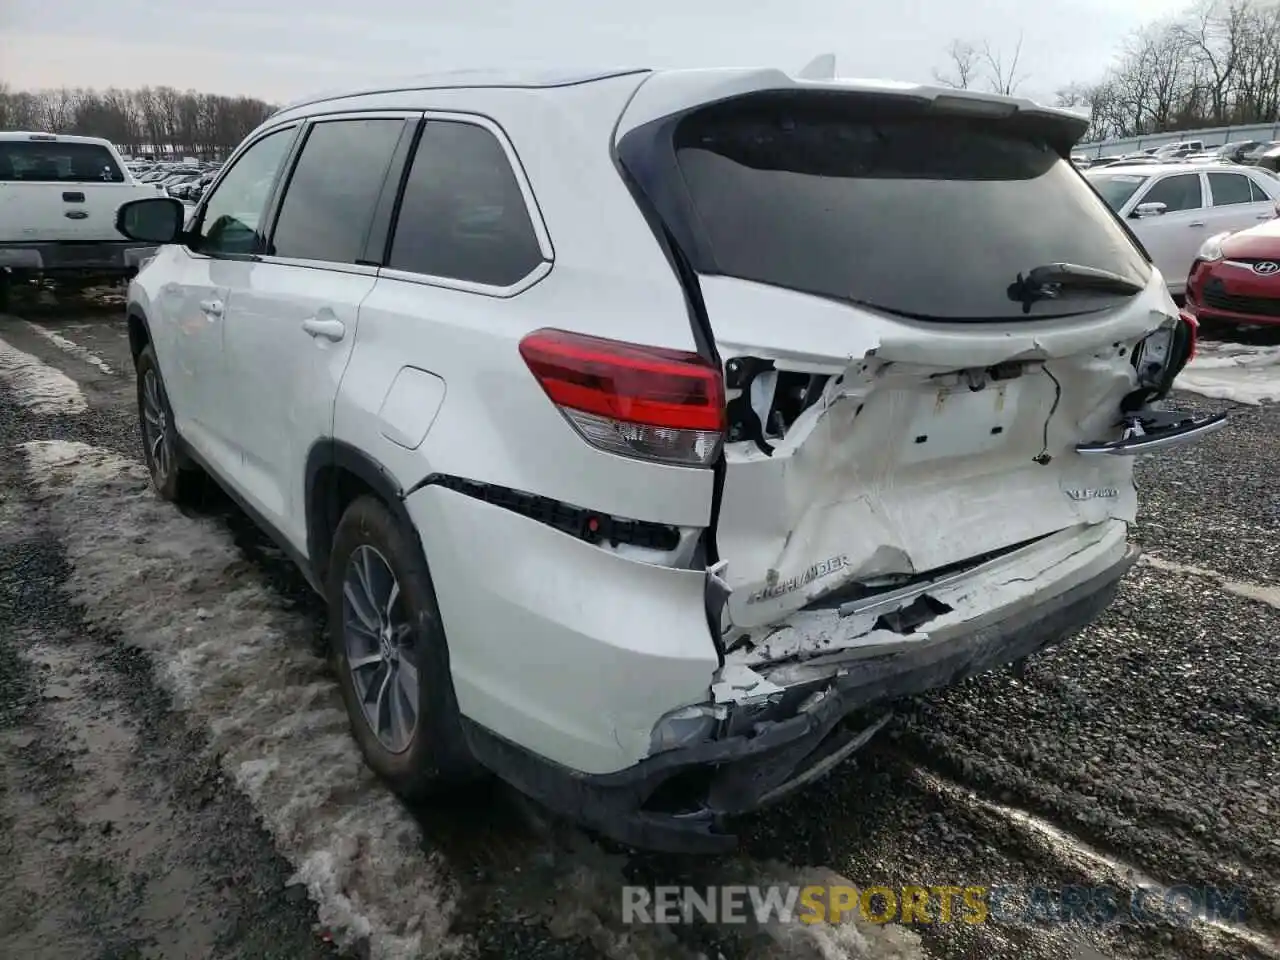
xmin=1076 ymin=411 xmax=1227 ymax=457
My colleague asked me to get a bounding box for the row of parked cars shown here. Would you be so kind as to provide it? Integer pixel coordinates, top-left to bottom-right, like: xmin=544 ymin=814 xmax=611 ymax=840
xmin=1075 ymin=138 xmax=1280 ymax=170
xmin=1085 ymin=159 xmax=1280 ymax=327
xmin=124 ymin=159 xmax=222 ymax=202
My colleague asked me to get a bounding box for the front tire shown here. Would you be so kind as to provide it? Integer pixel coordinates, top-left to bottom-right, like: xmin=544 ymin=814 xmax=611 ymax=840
xmin=135 ymin=344 xmax=203 ymax=503
xmin=328 ymin=495 xmax=478 ymax=798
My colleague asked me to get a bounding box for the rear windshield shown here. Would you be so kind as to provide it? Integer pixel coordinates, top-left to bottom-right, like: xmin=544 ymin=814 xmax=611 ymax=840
xmin=671 ymin=102 xmax=1151 ymax=320
xmin=1088 ymin=172 xmax=1150 ymax=211
xmin=0 ymin=141 xmax=125 ymax=183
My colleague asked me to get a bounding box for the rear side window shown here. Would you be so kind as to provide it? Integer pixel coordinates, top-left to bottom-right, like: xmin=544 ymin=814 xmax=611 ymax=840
xmin=1208 ymin=172 xmax=1253 ymax=206
xmin=0 ymin=140 xmax=123 ymax=183
xmin=1139 ymin=174 xmax=1202 ymax=212
xmin=670 ymin=101 xmax=1151 ymax=321
xmin=271 ymin=118 xmax=405 ymax=264
xmin=1250 ymin=178 xmax=1272 ymax=202
xmin=387 ymin=121 xmax=544 ymax=287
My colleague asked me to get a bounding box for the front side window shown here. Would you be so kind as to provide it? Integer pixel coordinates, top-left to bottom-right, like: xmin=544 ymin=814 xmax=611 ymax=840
xmin=1138 ymin=174 xmax=1203 ymax=213
xmin=0 ymin=140 xmax=124 ymax=183
xmin=195 ymin=128 xmax=294 ymax=257
xmin=1208 ymin=173 xmax=1253 ymax=207
xmin=270 ymin=118 xmax=405 ymax=264
xmin=387 ymin=121 xmax=544 ymax=287
xmin=1089 ymin=173 xmax=1150 ymax=212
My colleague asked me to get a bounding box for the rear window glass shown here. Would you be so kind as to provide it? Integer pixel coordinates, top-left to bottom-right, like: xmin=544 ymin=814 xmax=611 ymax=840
xmin=1089 ymin=173 xmax=1149 ymax=211
xmin=0 ymin=140 xmax=124 ymax=183
xmin=672 ymin=103 xmax=1151 ymax=320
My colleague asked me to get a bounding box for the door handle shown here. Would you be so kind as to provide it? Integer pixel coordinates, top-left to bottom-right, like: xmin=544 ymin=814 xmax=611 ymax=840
xmin=301 ymin=316 xmax=346 ymax=342
xmin=1188 ymin=221 xmax=1205 ymax=228
xmin=1259 ymin=214 xmax=1275 ymax=220
xmin=199 ymin=299 xmax=223 ymax=318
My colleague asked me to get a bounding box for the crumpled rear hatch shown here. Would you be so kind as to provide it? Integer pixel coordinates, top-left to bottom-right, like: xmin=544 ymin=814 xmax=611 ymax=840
xmin=616 ymin=81 xmax=1211 ymax=652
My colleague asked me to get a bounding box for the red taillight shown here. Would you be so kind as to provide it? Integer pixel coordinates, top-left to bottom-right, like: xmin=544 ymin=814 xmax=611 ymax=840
xmin=519 ymin=328 xmax=725 ymax=467
xmin=1179 ymin=309 xmax=1199 ymax=361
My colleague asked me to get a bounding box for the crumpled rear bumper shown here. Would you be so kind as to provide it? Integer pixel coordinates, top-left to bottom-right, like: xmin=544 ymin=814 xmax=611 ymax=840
xmin=462 ymin=538 xmax=1138 ymax=853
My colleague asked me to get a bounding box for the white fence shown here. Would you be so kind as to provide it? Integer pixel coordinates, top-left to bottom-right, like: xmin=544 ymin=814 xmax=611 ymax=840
xmin=1076 ymin=122 xmax=1280 ymax=157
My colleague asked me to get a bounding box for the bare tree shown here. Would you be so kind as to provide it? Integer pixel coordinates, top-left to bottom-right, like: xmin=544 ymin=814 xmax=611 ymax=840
xmin=933 ymin=40 xmax=980 ymax=90
xmin=980 ymin=34 xmax=1027 ymax=95
xmin=934 ymin=35 xmax=1028 ymax=96
xmin=0 ymin=83 xmax=275 ymax=158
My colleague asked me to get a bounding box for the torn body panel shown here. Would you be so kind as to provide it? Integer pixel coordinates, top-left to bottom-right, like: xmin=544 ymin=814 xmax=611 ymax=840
xmin=705 ymin=276 xmax=1159 ymax=637
xmin=719 ymin=518 xmax=1130 ymax=673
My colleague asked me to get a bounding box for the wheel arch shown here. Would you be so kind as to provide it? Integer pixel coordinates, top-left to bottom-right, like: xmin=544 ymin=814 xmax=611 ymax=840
xmin=126 ymin=301 xmax=152 ymax=362
xmin=305 ymin=439 xmax=418 ymax=585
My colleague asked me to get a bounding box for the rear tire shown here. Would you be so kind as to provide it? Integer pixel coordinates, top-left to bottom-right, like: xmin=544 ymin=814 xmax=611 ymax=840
xmin=135 ymin=344 xmax=204 ymax=503
xmin=328 ymin=495 xmax=479 ymax=799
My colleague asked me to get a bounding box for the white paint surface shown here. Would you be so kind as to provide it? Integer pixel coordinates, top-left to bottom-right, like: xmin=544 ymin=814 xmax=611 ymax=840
xmin=0 ymin=335 xmax=89 ymax=415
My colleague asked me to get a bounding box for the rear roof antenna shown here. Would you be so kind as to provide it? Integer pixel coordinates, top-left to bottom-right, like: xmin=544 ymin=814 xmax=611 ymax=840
xmin=796 ymin=54 xmax=837 ymax=80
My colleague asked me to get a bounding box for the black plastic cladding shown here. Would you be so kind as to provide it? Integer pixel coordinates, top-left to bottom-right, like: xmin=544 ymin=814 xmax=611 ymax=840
xmin=415 ymin=474 xmax=682 ymax=552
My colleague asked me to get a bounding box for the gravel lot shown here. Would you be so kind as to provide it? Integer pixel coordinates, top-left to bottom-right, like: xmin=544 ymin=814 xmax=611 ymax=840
xmin=1 ymin=287 xmax=1277 ymax=960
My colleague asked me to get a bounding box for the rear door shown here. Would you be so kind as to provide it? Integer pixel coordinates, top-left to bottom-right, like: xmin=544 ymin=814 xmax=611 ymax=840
xmin=218 ymin=114 xmax=410 ymax=551
xmin=1206 ymin=170 xmax=1276 ymax=235
xmin=617 ymin=88 xmax=1182 ymax=628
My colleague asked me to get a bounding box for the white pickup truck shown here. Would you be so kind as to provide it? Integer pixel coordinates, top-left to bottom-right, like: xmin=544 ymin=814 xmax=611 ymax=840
xmin=0 ymin=131 xmax=166 ymax=309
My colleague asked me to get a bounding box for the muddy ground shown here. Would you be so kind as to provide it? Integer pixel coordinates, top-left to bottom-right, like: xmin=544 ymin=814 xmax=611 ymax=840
xmin=1 ymin=286 xmax=1277 ymax=960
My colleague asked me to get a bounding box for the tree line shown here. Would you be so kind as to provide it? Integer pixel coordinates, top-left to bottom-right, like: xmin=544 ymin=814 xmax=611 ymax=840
xmin=0 ymin=82 xmax=276 ymax=159
xmin=937 ymin=0 xmax=1280 ymax=143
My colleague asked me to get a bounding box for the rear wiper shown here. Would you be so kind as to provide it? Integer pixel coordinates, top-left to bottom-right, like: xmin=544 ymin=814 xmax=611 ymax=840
xmin=1007 ymin=262 xmax=1145 ymax=314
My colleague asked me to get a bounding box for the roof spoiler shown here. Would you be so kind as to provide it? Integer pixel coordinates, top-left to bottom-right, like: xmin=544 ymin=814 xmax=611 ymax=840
xmin=795 ymin=54 xmax=837 ymax=81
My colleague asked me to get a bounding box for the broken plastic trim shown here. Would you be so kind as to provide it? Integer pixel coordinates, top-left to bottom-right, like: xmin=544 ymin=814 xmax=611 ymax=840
xmin=1076 ymin=410 xmax=1227 ymax=456
xmin=414 ymin=474 xmax=683 ymax=551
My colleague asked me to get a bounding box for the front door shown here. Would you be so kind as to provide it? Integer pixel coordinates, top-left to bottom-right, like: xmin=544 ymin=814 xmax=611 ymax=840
xmin=167 ymin=125 xmax=299 ymax=478
xmin=218 ymin=116 xmax=409 ymax=552
xmin=1131 ymin=171 xmax=1208 ymax=293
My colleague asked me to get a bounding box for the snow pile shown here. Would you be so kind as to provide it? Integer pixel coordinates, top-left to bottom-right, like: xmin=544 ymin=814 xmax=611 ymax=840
xmin=21 ymin=440 xmax=464 ymax=960
xmin=1175 ymin=341 xmax=1280 ymax=405
xmin=0 ymin=334 xmax=88 ymax=415
xmin=24 ymin=321 xmax=115 ymax=375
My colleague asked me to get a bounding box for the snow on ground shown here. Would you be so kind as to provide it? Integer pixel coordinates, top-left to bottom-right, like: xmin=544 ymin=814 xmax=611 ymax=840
xmin=20 ymin=440 xmax=464 ymax=960
xmin=0 ymin=334 xmax=88 ymax=415
xmin=18 ymin=439 xmax=928 ymax=960
xmin=24 ymin=321 xmax=114 ymax=375
xmin=1175 ymin=341 xmax=1280 ymax=405
xmin=1140 ymin=554 xmax=1280 ymax=610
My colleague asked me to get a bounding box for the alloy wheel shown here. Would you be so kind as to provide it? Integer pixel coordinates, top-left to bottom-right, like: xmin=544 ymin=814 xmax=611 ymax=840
xmin=342 ymin=545 xmax=419 ymax=753
xmin=141 ymin=368 xmax=172 ymax=482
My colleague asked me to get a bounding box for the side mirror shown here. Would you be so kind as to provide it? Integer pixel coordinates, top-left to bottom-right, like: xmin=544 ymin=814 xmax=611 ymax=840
xmin=116 ymin=196 xmax=186 ymax=243
xmin=1131 ymin=201 xmax=1168 ymax=219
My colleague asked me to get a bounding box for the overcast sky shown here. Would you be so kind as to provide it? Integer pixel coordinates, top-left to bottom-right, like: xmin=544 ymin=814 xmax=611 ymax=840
xmin=2 ymin=0 xmax=1189 ymax=104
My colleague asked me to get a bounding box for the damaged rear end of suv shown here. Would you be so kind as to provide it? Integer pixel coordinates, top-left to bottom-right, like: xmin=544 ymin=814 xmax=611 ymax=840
xmin=469 ymin=70 xmax=1226 ymax=853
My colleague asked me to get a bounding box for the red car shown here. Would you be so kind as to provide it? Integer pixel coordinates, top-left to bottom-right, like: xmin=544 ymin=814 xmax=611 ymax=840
xmin=1185 ymin=217 xmax=1280 ymax=327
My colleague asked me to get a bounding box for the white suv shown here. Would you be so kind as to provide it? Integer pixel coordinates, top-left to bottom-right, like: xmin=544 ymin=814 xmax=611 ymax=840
xmin=115 ymin=66 xmax=1225 ymax=852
